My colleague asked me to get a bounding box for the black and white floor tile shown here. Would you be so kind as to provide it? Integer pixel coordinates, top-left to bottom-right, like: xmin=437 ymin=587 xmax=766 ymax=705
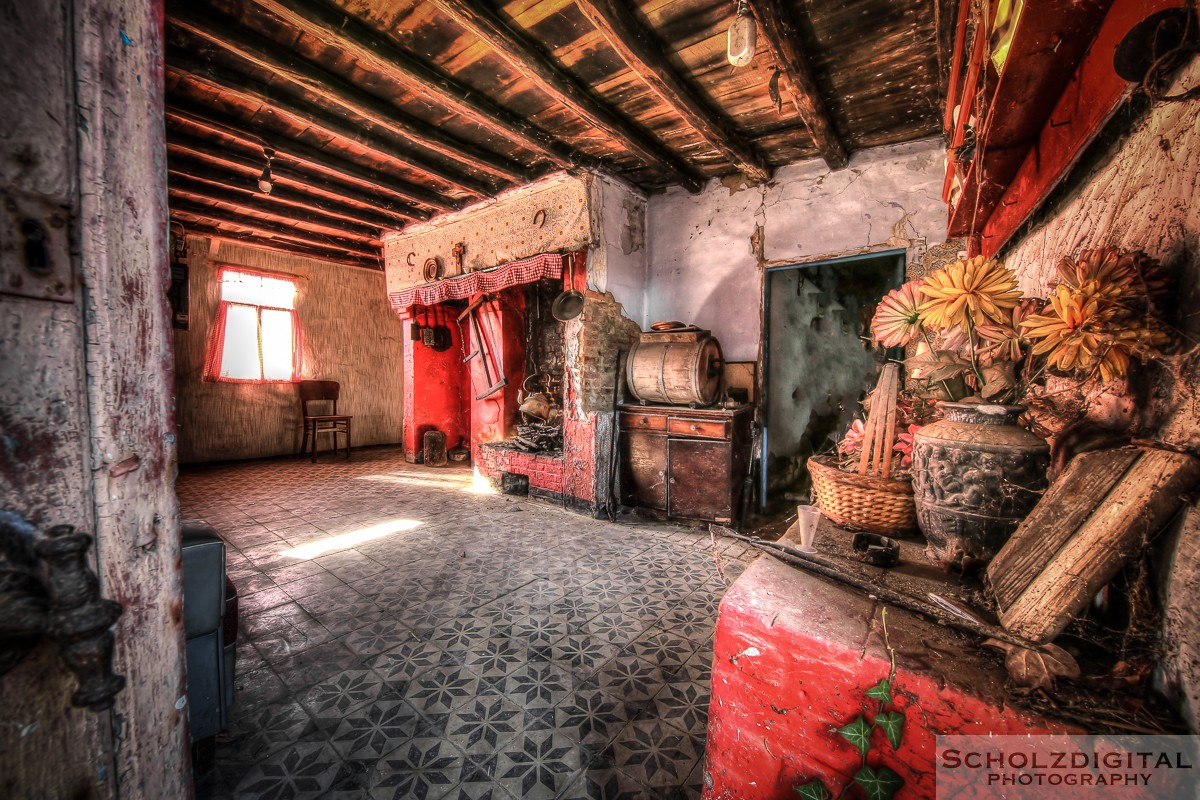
xmin=180 ymin=447 xmax=757 ymax=798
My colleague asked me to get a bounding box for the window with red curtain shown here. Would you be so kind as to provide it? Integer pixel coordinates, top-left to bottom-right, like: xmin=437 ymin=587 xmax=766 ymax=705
xmin=203 ymin=267 xmax=302 ymax=383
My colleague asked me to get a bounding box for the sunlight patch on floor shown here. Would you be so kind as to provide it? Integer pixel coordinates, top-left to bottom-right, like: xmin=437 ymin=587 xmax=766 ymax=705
xmin=281 ymin=518 xmax=424 ymax=560
xmin=356 ymin=472 xmax=473 ymax=490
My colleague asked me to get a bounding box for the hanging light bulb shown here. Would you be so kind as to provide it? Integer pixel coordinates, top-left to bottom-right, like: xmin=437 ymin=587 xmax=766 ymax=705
xmin=727 ymin=0 xmax=757 ymax=67
xmin=258 ymin=147 xmax=275 ymax=194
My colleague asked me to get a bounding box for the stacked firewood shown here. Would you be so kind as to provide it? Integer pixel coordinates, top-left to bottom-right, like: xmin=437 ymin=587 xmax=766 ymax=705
xmin=514 ymin=422 xmax=563 ymax=453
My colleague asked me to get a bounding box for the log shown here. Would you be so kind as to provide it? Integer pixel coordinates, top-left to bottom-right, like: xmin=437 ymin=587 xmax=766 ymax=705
xmin=167 ymin=182 xmax=379 ymax=245
xmin=747 ymin=0 xmax=848 ymax=169
xmin=176 ymin=222 xmax=380 ymax=270
xmin=166 ymin=92 xmax=444 ymax=216
xmin=167 ymin=132 xmax=419 ymax=226
xmin=169 ymin=200 xmax=381 ymax=261
xmin=987 ymin=447 xmax=1200 ymax=643
xmin=167 ymin=3 xmax=532 ymax=184
xmin=167 ymin=158 xmax=400 ymax=231
xmin=574 ymin=0 xmax=771 ymax=183
xmin=234 ymin=0 xmax=575 ymax=171
xmin=431 ymin=0 xmax=706 ymax=193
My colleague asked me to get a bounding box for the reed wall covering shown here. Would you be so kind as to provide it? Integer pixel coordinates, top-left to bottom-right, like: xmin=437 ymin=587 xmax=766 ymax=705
xmin=173 ymin=237 xmax=405 ymax=462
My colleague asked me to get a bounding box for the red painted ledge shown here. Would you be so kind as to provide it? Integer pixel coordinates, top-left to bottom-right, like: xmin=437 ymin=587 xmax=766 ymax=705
xmin=703 ymin=544 xmax=1079 ymax=799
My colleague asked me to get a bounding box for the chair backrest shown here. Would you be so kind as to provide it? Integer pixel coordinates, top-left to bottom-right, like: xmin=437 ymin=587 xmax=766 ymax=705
xmin=299 ymin=379 xmax=340 ymax=416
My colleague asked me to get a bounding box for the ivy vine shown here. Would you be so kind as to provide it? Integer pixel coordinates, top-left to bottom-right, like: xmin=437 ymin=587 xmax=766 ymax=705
xmin=794 ymin=608 xmax=907 ymax=800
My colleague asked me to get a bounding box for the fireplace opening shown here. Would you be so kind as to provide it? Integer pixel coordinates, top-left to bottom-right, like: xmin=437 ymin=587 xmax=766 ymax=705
xmin=402 ymin=251 xmax=639 ymax=512
xmin=500 ymin=472 xmax=530 ymax=496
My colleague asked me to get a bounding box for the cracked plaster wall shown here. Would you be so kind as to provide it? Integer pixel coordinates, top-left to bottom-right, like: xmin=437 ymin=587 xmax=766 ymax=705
xmin=645 ymin=138 xmax=948 ymax=361
xmin=587 ymin=172 xmax=648 ymax=326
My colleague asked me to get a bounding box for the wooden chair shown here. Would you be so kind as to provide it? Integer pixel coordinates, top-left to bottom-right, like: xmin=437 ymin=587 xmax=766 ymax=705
xmin=299 ymin=380 xmax=352 ymax=462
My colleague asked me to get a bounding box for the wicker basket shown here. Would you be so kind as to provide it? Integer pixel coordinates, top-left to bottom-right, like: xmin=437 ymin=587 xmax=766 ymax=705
xmin=807 ymin=455 xmax=918 ymax=535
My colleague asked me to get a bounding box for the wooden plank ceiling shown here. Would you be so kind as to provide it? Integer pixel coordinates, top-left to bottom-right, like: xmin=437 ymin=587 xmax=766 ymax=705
xmin=165 ymin=0 xmax=949 ymax=269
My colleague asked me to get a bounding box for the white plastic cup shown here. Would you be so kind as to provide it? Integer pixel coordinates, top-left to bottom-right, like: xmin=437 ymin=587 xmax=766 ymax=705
xmin=796 ymin=505 xmax=822 ymax=553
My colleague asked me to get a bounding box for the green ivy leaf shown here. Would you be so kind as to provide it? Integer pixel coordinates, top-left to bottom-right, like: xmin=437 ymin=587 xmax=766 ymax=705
xmin=836 ymin=716 xmax=873 ymax=755
xmin=865 ymin=679 xmax=892 ymax=703
xmin=793 ymin=780 xmax=832 ymax=800
xmin=874 ymin=710 xmax=905 ymax=750
xmin=854 ymin=765 xmax=905 ymax=800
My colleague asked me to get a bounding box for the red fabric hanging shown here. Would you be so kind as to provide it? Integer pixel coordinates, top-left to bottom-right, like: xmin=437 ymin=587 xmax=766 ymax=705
xmin=202 ymin=300 xmax=230 ymax=382
xmin=389 ymin=252 xmax=563 ymax=315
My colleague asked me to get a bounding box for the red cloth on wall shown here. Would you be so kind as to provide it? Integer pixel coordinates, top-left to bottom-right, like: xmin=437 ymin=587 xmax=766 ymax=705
xmin=388 ymin=253 xmax=563 ymax=315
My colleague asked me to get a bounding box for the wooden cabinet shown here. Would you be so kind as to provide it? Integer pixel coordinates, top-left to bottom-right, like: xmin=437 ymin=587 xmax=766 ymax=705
xmin=618 ymin=404 xmax=753 ymax=526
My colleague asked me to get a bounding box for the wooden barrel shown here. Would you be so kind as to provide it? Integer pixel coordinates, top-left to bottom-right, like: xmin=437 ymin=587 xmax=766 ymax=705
xmin=626 ymin=337 xmax=723 ymax=406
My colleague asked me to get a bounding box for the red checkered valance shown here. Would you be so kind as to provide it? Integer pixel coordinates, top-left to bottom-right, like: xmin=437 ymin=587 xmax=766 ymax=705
xmin=388 ymin=253 xmax=563 ymax=312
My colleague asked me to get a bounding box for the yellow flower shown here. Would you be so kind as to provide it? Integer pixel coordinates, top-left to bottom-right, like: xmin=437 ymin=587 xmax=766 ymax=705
xmin=918 ymin=256 xmax=1023 ymax=330
xmin=871 ymin=280 xmax=924 ymax=347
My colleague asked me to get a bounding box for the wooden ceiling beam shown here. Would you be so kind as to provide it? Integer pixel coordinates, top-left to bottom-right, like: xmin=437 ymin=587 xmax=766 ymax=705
xmin=243 ymin=0 xmax=582 ymax=171
xmin=165 ymin=85 xmax=444 ymax=217
xmin=169 ymin=200 xmax=381 ymax=260
xmin=175 ymin=221 xmax=379 ymax=270
xmin=167 ymin=5 xmax=531 ymax=185
xmin=432 ymin=0 xmax=705 ymax=193
xmin=166 ymin=134 xmax=415 ymax=227
xmin=575 ymin=0 xmax=771 ymax=183
xmin=167 ymin=157 xmax=401 ymax=232
xmin=168 ymin=179 xmax=380 ymax=244
xmin=747 ymin=0 xmax=848 ymax=169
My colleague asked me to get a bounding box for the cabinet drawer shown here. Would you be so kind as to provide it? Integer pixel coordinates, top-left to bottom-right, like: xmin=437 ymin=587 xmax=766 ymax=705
xmin=668 ymin=418 xmax=729 ymax=439
xmin=619 ymin=412 xmax=667 ymax=432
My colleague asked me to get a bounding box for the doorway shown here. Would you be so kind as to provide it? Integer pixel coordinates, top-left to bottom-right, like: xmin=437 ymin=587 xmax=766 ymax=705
xmin=761 ymin=249 xmax=906 ymax=511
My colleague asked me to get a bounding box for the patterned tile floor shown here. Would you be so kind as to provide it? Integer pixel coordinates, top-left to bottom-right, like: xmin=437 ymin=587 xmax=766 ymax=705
xmin=178 ymin=446 xmax=756 ymax=799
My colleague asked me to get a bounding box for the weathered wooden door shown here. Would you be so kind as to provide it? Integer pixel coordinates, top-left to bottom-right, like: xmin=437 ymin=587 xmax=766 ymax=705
xmin=0 ymin=0 xmax=190 ymax=797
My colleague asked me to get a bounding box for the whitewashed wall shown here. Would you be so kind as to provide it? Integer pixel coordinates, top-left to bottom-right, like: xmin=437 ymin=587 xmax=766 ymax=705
xmin=1000 ymin=56 xmax=1200 ymax=730
xmin=646 ymin=138 xmax=948 ymax=361
xmin=173 ymin=237 xmax=406 ymax=462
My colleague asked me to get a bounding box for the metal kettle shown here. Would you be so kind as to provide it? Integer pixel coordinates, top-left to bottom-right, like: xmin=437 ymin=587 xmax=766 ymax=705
xmin=518 ymin=374 xmax=559 ymax=422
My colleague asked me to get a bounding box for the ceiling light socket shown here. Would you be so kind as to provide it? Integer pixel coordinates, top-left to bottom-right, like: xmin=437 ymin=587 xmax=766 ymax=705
xmin=728 ymin=2 xmax=756 ymax=67
xmin=258 ymin=147 xmax=275 ymax=194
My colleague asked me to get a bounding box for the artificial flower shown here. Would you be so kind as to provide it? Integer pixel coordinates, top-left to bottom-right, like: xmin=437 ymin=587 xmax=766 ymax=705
xmin=975 ymin=298 xmax=1042 ymax=362
xmin=1055 ymin=247 xmax=1137 ymax=298
xmin=918 ymin=256 xmax=1023 ymax=330
xmin=1021 ymin=285 xmax=1124 ymax=377
xmin=1092 ymin=323 xmax=1172 ymax=382
xmin=893 ymin=424 xmax=922 ymax=467
xmin=837 ymin=419 xmax=866 ymax=456
xmin=870 ymin=280 xmax=925 ymax=347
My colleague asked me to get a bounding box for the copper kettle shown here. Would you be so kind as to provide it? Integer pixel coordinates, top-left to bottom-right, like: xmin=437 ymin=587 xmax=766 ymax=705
xmin=518 ymin=374 xmax=559 ymax=422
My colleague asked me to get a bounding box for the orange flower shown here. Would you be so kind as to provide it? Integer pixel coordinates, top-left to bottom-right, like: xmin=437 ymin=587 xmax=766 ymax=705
xmin=1055 ymin=247 xmax=1137 ymax=298
xmin=918 ymin=256 xmax=1023 ymax=330
xmin=1018 ymin=285 xmax=1161 ymax=381
xmin=871 ymin=281 xmax=925 ymax=347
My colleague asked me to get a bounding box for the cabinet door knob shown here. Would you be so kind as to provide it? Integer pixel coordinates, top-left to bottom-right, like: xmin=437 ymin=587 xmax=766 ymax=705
xmin=690 ymin=424 xmax=698 ymax=431
xmin=641 ymin=417 xmax=649 ymax=424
